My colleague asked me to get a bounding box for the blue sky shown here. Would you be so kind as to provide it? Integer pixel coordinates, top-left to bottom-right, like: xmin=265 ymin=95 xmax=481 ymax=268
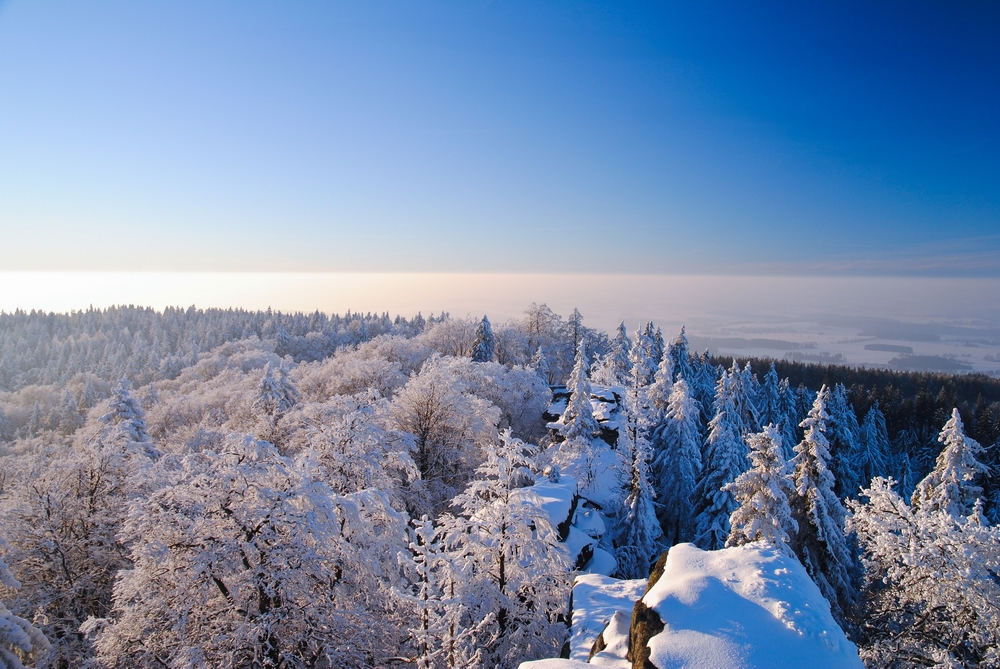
xmin=1 ymin=0 xmax=997 ymax=274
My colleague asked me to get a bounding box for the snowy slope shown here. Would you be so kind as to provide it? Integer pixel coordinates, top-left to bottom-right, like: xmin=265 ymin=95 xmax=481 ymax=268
xmin=643 ymin=543 xmax=863 ymax=669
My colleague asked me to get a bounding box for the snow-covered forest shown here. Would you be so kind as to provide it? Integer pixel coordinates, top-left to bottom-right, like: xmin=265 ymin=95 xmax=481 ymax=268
xmin=0 ymin=304 xmax=997 ymax=668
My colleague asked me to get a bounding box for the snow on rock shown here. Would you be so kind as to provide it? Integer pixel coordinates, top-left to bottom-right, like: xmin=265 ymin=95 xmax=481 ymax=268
xmin=568 ymin=574 xmax=646 ymax=662
xmin=518 ymin=475 xmax=615 ymax=572
xmin=519 ymin=660 xmax=593 ymax=669
xmin=588 ymin=610 xmax=631 ymax=668
xmin=643 ymin=543 xmax=864 ymax=669
xmin=584 ymin=547 xmax=617 ymax=576
xmin=573 ymin=502 xmax=606 ymax=539
xmin=530 ymin=477 xmax=579 ymax=529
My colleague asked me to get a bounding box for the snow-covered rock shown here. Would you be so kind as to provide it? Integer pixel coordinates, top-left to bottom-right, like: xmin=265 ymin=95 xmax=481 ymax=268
xmin=567 ymin=574 xmax=646 ymax=662
xmin=520 ymin=542 xmax=864 ymax=669
xmin=641 ymin=543 xmax=864 ymax=669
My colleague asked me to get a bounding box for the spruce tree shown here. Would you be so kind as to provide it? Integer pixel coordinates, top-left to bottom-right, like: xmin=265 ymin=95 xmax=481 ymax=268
xmin=560 ymin=340 xmax=598 ymax=442
xmin=911 ymin=408 xmax=989 ymax=518
xmin=827 ymin=384 xmax=862 ymax=499
xmin=651 ymin=378 xmax=702 ymax=546
xmin=692 ymin=369 xmax=749 ymax=550
xmin=470 ymin=315 xmax=496 ymax=363
xmin=667 ymin=326 xmax=693 ymax=382
xmin=725 ymin=425 xmax=797 ymax=557
xmin=854 ymin=402 xmax=891 ymax=493
xmin=789 ymin=386 xmax=856 ymax=626
xmin=614 ymin=348 xmax=661 ymax=579
xmin=592 ymin=323 xmax=631 ymax=387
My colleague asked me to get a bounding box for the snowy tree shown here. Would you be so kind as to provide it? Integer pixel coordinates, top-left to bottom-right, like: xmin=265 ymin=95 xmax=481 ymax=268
xmin=630 ymin=326 xmax=658 ymax=389
xmin=591 ymin=323 xmax=631 ymax=387
xmin=735 ymin=361 xmax=761 ymax=432
xmin=778 ymin=378 xmax=800 ymax=460
xmin=650 ymin=379 xmax=701 ymax=546
xmin=471 ymin=316 xmax=496 ymax=363
xmin=613 ymin=354 xmax=662 ymax=578
xmin=725 ymin=425 xmax=797 ymax=557
xmin=441 ymin=432 xmax=569 ymax=669
xmin=911 ymin=408 xmax=989 ymax=518
xmin=827 ymin=384 xmax=862 ymax=499
xmin=757 ymin=364 xmax=783 ymax=429
xmin=854 ymin=402 xmax=891 ymax=493
xmin=389 ymin=356 xmax=501 ymax=514
xmin=692 ymin=369 xmax=749 ymax=550
xmin=789 ymin=386 xmax=856 ymax=626
xmin=849 ymin=478 xmax=1000 ymax=668
xmin=254 ymin=362 xmax=299 ymax=417
xmin=0 ymin=434 xmax=146 ymax=666
xmin=0 ymin=541 xmax=50 ymax=669
xmin=651 ymin=326 xmax=665 ymax=366
xmin=283 ymin=393 xmax=418 ymax=504
xmin=666 ymin=326 xmax=693 ymax=382
xmin=646 ymin=353 xmax=674 ymax=421
xmin=567 ymin=309 xmax=585 ymax=354
xmin=0 ymin=408 xmax=11 ymax=443
xmin=87 ymin=436 xmax=409 ymax=668
xmin=531 ymin=346 xmax=551 ymax=385
xmin=397 ymin=517 xmax=479 ymax=669
xmin=559 ymin=341 xmax=599 ymax=443
xmin=99 ymin=380 xmax=150 ymax=443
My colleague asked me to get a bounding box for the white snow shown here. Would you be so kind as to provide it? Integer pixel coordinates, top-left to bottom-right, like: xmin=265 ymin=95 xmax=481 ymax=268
xmin=588 ymin=610 xmax=631 ymax=668
xmin=643 ymin=543 xmax=864 ymax=669
xmin=530 ymin=477 xmax=579 ymax=528
xmin=573 ymin=502 xmax=606 ymax=538
xmin=566 ymin=574 xmax=646 ymax=662
xmin=584 ymin=547 xmax=618 ymax=576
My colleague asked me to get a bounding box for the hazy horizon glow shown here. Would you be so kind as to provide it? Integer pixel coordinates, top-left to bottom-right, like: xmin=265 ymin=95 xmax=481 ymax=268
xmin=5 ymin=272 xmax=999 ymax=334
xmin=1 ymin=1 xmax=998 ymax=275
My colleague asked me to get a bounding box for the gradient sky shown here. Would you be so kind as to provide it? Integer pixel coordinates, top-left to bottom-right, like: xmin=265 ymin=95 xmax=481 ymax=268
xmin=1 ymin=0 xmax=998 ymax=274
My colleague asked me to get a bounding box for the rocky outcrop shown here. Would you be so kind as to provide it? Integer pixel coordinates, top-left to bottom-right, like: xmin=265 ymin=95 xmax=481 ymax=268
xmin=625 ymin=549 xmax=669 ymax=669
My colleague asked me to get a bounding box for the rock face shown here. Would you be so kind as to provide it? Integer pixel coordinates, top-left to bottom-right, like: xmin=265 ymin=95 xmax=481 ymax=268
xmin=626 ymin=550 xmax=670 ymax=669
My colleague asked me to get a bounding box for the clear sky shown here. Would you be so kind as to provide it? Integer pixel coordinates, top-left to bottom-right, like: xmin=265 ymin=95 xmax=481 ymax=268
xmin=1 ymin=0 xmax=998 ymax=274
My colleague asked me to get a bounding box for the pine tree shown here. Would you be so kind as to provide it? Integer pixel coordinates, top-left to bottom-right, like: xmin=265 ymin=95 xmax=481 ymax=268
xmin=758 ymin=364 xmax=783 ymax=429
xmin=854 ymin=402 xmax=891 ymax=493
xmin=646 ymin=354 xmax=674 ymax=421
xmin=613 ymin=352 xmax=662 ymax=578
xmin=789 ymin=386 xmax=856 ymax=626
xmin=667 ymin=326 xmax=693 ymax=382
xmin=827 ymin=384 xmax=862 ymax=499
xmin=725 ymin=425 xmax=797 ymax=557
xmin=911 ymin=408 xmax=989 ymax=518
xmin=651 ymin=379 xmax=702 ymax=546
xmin=778 ymin=378 xmax=800 ymax=460
xmin=560 ymin=340 xmax=599 ymax=442
xmin=471 ymin=316 xmax=496 ymax=363
xmin=99 ymin=379 xmax=152 ymax=444
xmin=651 ymin=326 xmax=665 ymax=366
xmin=630 ymin=326 xmax=658 ymax=389
xmin=531 ymin=346 xmax=551 ymax=385
xmin=692 ymin=368 xmax=749 ymax=550
xmin=567 ymin=309 xmax=585 ymax=353
xmin=591 ymin=323 xmax=631 ymax=387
